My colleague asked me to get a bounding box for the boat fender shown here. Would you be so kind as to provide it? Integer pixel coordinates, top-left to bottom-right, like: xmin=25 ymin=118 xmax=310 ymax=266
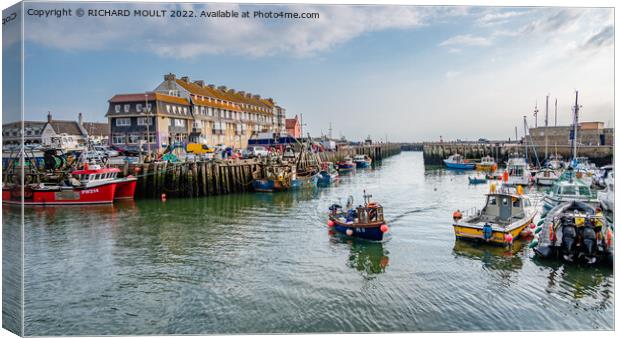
xmin=327 ymin=220 xmax=335 ymax=227
xmin=529 ymin=240 xmax=538 ymax=248
xmin=346 ymin=229 xmax=354 ymax=236
xmin=161 ymin=193 xmax=167 ymax=201
xmin=380 ymin=224 xmax=389 ymax=233
xmin=517 ymin=185 xmax=523 ymax=195
xmin=529 ymin=223 xmax=536 ymax=229
xmin=482 ymin=223 xmax=493 ymax=241
xmin=537 ymin=219 xmax=545 ymax=227
xmin=534 ymin=227 xmax=543 ymax=234
xmin=452 ymin=210 xmax=463 ymax=222
xmin=606 ymin=229 xmax=613 ymax=248
xmin=505 ymin=233 xmax=513 ymax=244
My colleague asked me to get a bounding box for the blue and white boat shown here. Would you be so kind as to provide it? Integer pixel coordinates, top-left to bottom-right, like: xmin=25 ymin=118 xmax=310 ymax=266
xmin=444 ymin=154 xmax=476 ymax=170
xmin=353 ymin=154 xmax=372 ymax=168
xmin=337 ymin=156 xmax=356 ymax=173
xmin=318 ymin=162 xmax=339 ymax=186
xmin=328 ymin=191 xmax=389 ymax=242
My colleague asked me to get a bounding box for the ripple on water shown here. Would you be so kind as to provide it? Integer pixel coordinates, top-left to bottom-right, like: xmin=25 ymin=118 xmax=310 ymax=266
xmin=18 ymin=152 xmax=614 ymax=335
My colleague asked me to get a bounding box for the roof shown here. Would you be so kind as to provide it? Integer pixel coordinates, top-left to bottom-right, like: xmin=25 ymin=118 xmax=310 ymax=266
xmin=82 ymin=122 xmax=109 ymax=136
xmin=109 ymin=92 xmax=190 ymax=105
xmin=175 ymin=78 xmax=274 ymax=114
xmin=48 ymin=120 xmax=85 ymax=136
xmin=285 ymin=117 xmax=299 ymax=129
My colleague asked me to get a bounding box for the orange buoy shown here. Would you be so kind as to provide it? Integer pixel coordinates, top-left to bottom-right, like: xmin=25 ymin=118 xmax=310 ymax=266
xmin=380 ymin=224 xmax=389 ymax=233
xmin=503 ymin=170 xmax=509 ymax=182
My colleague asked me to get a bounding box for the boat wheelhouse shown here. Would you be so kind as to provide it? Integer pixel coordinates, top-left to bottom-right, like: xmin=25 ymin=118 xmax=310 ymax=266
xmin=505 ymin=157 xmax=531 ymax=186
xmin=542 ymin=177 xmax=598 ymax=211
xmin=476 ymin=155 xmax=497 ymax=171
xmin=328 ymin=191 xmax=389 ymax=241
xmin=353 ymin=154 xmax=372 ymax=168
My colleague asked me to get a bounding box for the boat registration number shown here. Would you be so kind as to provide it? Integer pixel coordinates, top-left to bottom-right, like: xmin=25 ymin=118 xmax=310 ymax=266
xmin=55 ymin=191 xmax=80 ymax=200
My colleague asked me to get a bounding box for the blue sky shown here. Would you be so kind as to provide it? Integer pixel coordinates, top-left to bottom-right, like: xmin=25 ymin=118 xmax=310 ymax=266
xmin=10 ymin=2 xmax=615 ymax=141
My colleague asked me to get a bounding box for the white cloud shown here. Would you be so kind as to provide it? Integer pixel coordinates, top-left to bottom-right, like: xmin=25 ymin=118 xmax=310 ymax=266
xmin=477 ymin=10 xmax=526 ymax=26
xmin=23 ymin=3 xmax=467 ymax=58
xmin=439 ymin=34 xmax=492 ymax=47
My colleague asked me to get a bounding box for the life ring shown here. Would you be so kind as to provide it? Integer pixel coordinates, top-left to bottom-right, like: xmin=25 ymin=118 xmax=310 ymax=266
xmin=368 ymin=202 xmax=378 ymax=208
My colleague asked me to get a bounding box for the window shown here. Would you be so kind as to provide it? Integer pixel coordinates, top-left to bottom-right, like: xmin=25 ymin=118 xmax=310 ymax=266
xmin=136 ymin=104 xmax=142 ymax=112
xmin=578 ymin=186 xmax=591 ymax=196
xmin=183 ymin=107 xmax=188 ymax=114
xmin=128 ymin=134 xmax=141 ymax=144
xmin=502 ymin=198 xmax=508 ymax=206
xmin=137 ymin=117 xmax=152 ymax=126
xmin=174 ymin=119 xmax=185 ymax=127
xmin=488 ymin=196 xmax=497 ymax=205
xmin=145 ymin=103 xmax=152 ymax=112
xmin=512 ymin=199 xmax=521 ymax=208
xmin=124 ymin=104 xmax=130 ymax=113
xmin=166 ymin=105 xmax=171 ymax=113
xmin=561 ymin=186 xmax=577 ymax=196
xmin=115 ymin=105 xmax=121 ymax=113
xmin=115 ymin=118 xmax=131 ymax=127
xmin=193 ymin=120 xmax=202 ymax=128
xmin=143 ymin=133 xmax=156 ymax=143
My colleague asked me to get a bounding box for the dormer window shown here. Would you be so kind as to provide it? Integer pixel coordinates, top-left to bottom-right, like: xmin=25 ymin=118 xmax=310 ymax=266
xmin=115 ymin=105 xmax=121 ymax=113
xmin=136 ymin=104 xmax=142 ymax=112
xmin=124 ymin=104 xmax=130 ymax=113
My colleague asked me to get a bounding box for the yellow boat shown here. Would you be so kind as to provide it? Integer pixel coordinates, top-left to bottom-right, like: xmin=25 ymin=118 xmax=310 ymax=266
xmin=452 ymin=185 xmax=537 ymax=245
xmin=475 ymin=155 xmax=497 ymax=171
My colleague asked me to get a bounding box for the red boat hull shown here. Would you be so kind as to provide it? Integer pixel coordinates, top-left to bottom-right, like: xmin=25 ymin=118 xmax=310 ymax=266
xmin=114 ymin=177 xmax=137 ymax=200
xmin=2 ymin=182 xmax=117 ymax=205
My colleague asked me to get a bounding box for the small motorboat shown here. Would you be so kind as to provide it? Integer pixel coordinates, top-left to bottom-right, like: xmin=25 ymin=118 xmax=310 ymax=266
xmin=476 ymin=155 xmax=497 ymax=171
xmin=318 ymin=162 xmax=339 ymax=186
xmin=327 ymin=191 xmax=389 ymax=241
xmin=452 ymin=183 xmax=537 ymax=245
xmin=593 ymin=164 xmax=613 ymax=188
xmin=468 ymin=175 xmax=487 ymax=184
xmin=534 ymin=167 xmax=559 ymax=186
xmin=444 ymin=154 xmax=475 ymax=170
xmin=504 ymin=156 xmax=531 ymax=186
xmin=337 ymin=156 xmax=356 ymax=173
xmin=353 ymin=154 xmax=372 ymax=168
xmin=542 ymin=168 xmax=598 ymax=211
xmin=532 ymin=201 xmax=613 ymax=265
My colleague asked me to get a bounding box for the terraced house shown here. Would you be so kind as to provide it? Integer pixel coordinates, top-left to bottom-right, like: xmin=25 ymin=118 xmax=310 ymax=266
xmin=106 ymin=73 xmax=284 ymax=153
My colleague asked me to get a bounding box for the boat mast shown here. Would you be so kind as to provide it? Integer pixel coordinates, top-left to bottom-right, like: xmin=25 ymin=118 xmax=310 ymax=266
xmin=544 ymin=94 xmax=549 ymax=160
xmin=572 ymin=90 xmax=579 ymax=161
xmin=523 ymin=115 xmax=528 ymax=164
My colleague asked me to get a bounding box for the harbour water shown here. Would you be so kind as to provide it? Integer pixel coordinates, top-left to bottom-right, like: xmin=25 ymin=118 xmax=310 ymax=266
xmin=10 ymin=152 xmax=614 ymax=335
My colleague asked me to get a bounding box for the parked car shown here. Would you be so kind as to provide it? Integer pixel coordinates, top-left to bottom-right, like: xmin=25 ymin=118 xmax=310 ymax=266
xmin=110 ymin=144 xmax=142 ymax=156
xmin=94 ymin=145 xmax=119 ymax=157
xmin=243 ymin=146 xmax=269 ymax=158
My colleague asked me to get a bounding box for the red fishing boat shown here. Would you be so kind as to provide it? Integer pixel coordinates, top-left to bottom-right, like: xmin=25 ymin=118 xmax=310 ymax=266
xmin=2 ymin=164 xmax=137 ymax=205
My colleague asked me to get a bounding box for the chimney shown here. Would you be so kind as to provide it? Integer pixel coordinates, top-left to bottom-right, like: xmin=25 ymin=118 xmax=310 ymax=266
xmin=194 ymin=80 xmax=204 ymax=87
xmin=217 ymin=85 xmax=227 ymax=91
xmin=47 ymin=112 xmax=52 ymax=123
xmin=207 ymin=84 xmax=215 ymax=89
xmin=164 ymin=73 xmax=176 ymax=81
xmin=78 ymin=112 xmax=83 ymax=126
xmin=180 ymin=76 xmax=190 ymax=83
xmin=267 ymin=98 xmax=274 ymax=104
xmin=228 ymin=89 xmax=236 ymax=94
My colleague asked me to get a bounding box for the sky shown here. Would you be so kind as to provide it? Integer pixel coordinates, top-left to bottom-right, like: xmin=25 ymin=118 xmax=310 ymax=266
xmin=4 ymin=2 xmax=615 ymax=142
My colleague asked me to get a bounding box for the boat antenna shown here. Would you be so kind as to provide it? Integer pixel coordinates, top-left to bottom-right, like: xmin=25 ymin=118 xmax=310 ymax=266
xmin=572 ymin=90 xmax=580 ymax=161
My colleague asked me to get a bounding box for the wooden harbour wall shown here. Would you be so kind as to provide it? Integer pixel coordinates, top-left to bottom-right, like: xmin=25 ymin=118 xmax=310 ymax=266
xmin=114 ymin=144 xmax=401 ymax=199
xmin=420 ymin=142 xmax=613 ymax=166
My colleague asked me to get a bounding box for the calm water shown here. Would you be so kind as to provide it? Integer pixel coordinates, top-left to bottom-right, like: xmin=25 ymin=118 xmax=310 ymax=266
xmin=10 ymin=152 xmax=614 ymax=335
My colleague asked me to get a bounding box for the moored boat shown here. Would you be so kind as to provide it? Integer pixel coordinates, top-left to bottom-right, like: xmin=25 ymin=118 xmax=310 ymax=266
xmin=542 ymin=169 xmax=598 ymax=210
xmin=444 ymin=154 xmax=475 ymax=170
xmin=2 ymin=164 xmax=125 ymax=205
xmin=468 ymin=175 xmax=487 ymax=184
xmin=452 ymin=184 xmax=537 ymax=245
xmin=534 ymin=168 xmax=559 ymax=186
xmin=251 ymin=163 xmax=298 ymax=192
xmin=476 ymin=155 xmax=497 ymax=171
xmin=353 ymin=154 xmax=372 ymax=168
xmin=504 ymin=156 xmax=531 ymax=186
xmin=318 ymin=162 xmax=339 ymax=186
xmin=327 ymin=191 xmax=389 ymax=241
xmin=336 ymin=156 xmax=356 ymax=173
xmin=532 ymin=201 xmax=613 ymax=265
xmin=598 ymin=171 xmax=614 ymax=212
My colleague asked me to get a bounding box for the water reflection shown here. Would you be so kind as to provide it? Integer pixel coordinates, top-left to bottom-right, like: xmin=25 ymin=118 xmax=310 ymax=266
xmin=329 ymin=233 xmax=389 ymax=277
xmin=452 ymin=240 xmax=524 ymax=272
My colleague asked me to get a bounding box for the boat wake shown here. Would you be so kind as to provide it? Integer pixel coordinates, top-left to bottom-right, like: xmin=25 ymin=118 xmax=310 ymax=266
xmin=389 ymin=207 xmax=427 ymax=224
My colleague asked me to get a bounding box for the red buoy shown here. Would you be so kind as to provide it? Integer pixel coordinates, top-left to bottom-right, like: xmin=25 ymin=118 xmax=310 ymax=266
xmin=161 ymin=193 xmax=167 ymax=201
xmin=345 ymin=229 xmax=354 ymax=236
xmin=380 ymin=224 xmax=389 ymax=233
xmin=135 ymin=167 xmax=141 ymax=174
xmin=505 ymin=233 xmax=513 ymax=244
xmin=327 ymin=220 xmax=335 ymax=227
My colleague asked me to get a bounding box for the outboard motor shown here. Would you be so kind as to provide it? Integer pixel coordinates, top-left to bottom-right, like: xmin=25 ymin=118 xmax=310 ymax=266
xmin=582 ymin=226 xmax=597 ymax=264
xmin=561 ymin=223 xmax=577 ymax=262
